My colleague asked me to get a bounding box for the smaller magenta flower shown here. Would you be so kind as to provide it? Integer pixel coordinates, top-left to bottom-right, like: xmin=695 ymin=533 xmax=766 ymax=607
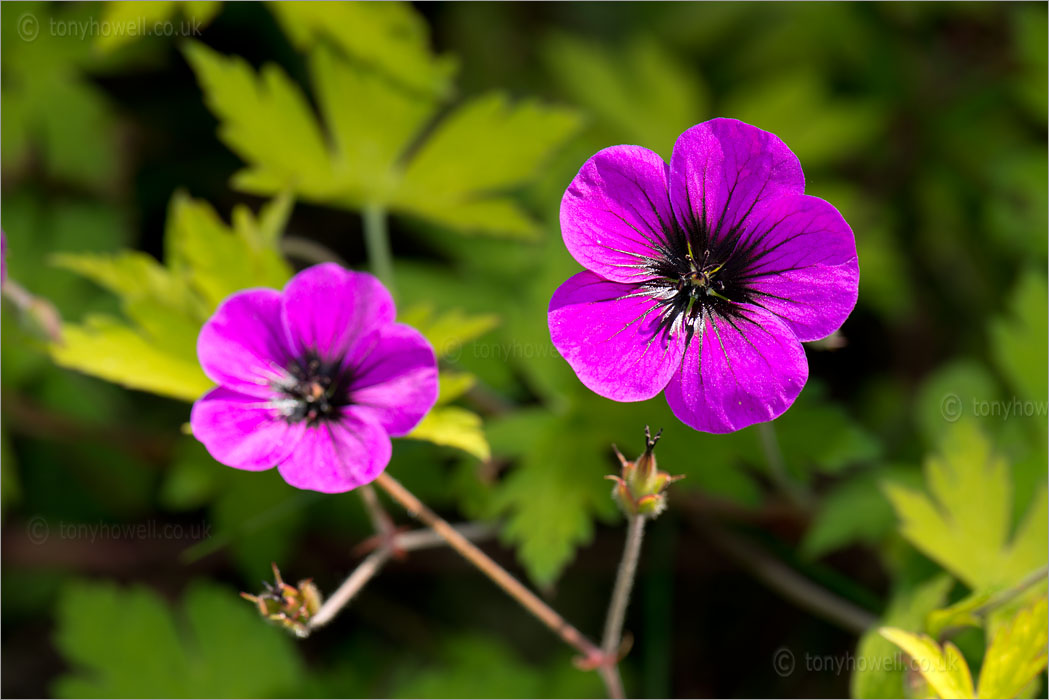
xmin=191 ymin=263 xmax=438 ymax=493
xmin=549 ymin=118 xmax=859 ymax=433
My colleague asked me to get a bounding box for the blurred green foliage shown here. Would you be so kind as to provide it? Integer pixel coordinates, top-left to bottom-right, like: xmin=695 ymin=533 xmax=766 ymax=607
xmin=2 ymin=1 xmax=1046 ymax=698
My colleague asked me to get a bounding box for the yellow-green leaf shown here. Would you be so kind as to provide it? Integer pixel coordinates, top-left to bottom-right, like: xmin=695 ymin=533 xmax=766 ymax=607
xmin=977 ymin=596 xmax=1049 ymax=699
xmin=436 ymin=371 xmax=476 ymax=406
xmin=408 ymin=407 xmax=490 ymax=461
xmin=50 ymin=316 xmax=212 ymax=402
xmin=400 ymin=304 xmax=500 ymax=359
xmin=270 ymin=0 xmax=456 ymax=97
xmin=882 ymin=421 xmax=1048 ymax=591
xmin=878 ymin=627 xmax=975 ymax=699
xmin=183 ymin=42 xmax=338 ymax=200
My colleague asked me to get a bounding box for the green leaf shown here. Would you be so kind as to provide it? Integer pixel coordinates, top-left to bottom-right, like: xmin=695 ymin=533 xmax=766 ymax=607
xmin=878 ymin=627 xmax=975 ymax=699
xmin=391 ymin=633 xmax=601 ymax=699
xmin=96 ymin=2 xmax=222 ymax=53
xmin=852 ymin=575 xmax=955 ymax=699
xmin=392 ymin=92 xmax=582 ymax=238
xmin=435 ymin=371 xmax=476 ymax=406
xmin=407 ymin=407 xmax=491 ymax=462
xmin=187 ymin=41 xmax=581 ymax=238
xmin=543 ymin=34 xmax=708 ymax=158
xmin=183 ymin=42 xmax=338 ymax=200
xmin=270 ymin=0 xmax=457 ymax=97
xmin=927 ymin=590 xmax=995 ymax=640
xmin=53 ymin=580 xmax=302 ymax=698
xmin=166 ymin=192 xmax=293 ymax=310
xmin=977 ymin=595 xmax=1049 ymax=699
xmin=50 ymin=315 xmax=212 ymax=402
xmin=309 ymin=46 xmax=440 ymax=204
xmin=723 ymin=70 xmax=885 ymax=169
xmin=883 ymin=421 xmax=1048 ymax=591
xmin=990 ymin=271 xmax=1048 ymax=407
xmin=775 ymin=390 xmax=882 ymax=477
xmin=51 ymin=193 xmax=292 ymax=402
xmin=490 ymin=410 xmax=617 ymax=586
xmin=52 ymin=250 xmax=203 ymax=319
xmin=1 ymin=3 xmax=118 ymax=188
xmin=914 ymin=360 xmax=1001 ymax=446
xmin=802 ymin=466 xmax=920 ymax=559
xmin=400 ymin=304 xmax=500 ymax=359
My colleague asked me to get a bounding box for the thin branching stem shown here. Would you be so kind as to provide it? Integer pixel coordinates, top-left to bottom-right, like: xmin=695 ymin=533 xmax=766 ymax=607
xmin=306 ymin=523 xmax=495 ymax=631
xmin=373 ymin=472 xmax=612 ymax=687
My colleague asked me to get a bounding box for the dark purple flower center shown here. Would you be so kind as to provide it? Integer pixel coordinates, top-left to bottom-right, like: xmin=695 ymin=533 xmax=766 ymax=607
xmin=637 ymin=216 xmax=758 ymax=345
xmin=275 ymin=352 xmax=353 ymax=425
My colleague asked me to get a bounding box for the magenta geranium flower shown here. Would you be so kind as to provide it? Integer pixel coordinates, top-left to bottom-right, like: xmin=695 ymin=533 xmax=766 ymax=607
xmin=548 ymin=118 xmax=859 ymax=433
xmin=191 ymin=263 xmax=438 ymax=493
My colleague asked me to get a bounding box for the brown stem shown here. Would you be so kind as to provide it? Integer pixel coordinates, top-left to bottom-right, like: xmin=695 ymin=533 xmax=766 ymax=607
xmin=598 ymin=515 xmax=646 ymax=699
xmin=373 ymin=472 xmax=607 ymax=671
xmin=309 ymin=547 xmax=393 ymax=629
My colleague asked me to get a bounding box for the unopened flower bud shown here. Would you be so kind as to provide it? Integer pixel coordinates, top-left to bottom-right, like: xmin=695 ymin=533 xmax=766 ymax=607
xmin=241 ymin=563 xmax=323 ymax=638
xmin=607 ymin=427 xmax=683 ymax=519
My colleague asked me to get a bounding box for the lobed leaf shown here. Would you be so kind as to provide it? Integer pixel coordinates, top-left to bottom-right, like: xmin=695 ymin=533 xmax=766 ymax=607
xmin=53 ymin=580 xmax=301 ymax=697
xmin=882 ymin=420 xmax=1048 ymax=591
xmin=270 ymin=0 xmax=457 ymax=97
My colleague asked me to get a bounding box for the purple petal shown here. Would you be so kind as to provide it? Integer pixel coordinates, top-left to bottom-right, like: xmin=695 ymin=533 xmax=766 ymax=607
xmin=281 ymin=263 xmax=395 ymax=364
xmin=664 ymin=306 xmax=808 ymax=433
xmin=669 ymin=118 xmax=804 ymax=249
xmin=739 ymin=195 xmax=859 ymax=342
xmin=560 ymin=145 xmax=675 ymax=284
xmin=197 ymin=289 xmax=293 ymax=398
xmin=277 ymin=409 xmax=392 ymax=493
xmin=190 ymin=387 xmax=306 ymax=470
xmin=347 ymin=324 xmax=438 ymax=437
xmin=549 ymin=271 xmax=686 ymax=401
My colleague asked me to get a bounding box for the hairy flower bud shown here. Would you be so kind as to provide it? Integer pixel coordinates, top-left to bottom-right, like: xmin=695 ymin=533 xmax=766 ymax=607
xmin=241 ymin=563 xmax=323 ymax=638
xmin=607 ymin=427 xmax=683 ymax=519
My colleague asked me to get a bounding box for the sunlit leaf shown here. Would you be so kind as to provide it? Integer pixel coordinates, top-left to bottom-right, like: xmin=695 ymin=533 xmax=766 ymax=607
xmin=50 ymin=316 xmax=212 ymax=402
xmin=408 ymin=407 xmax=490 ymax=462
xmin=990 ymin=271 xmax=1049 ymax=407
xmin=878 ymin=627 xmax=975 ymax=699
xmin=183 ymin=42 xmax=338 ymax=199
xmin=97 ymin=1 xmax=221 ymax=53
xmin=853 ymin=575 xmax=954 ymax=699
xmin=435 ymin=371 xmax=476 ymax=406
xmin=187 ymin=40 xmax=580 ymax=238
xmin=392 ymin=92 xmax=581 ymax=238
xmin=977 ymin=595 xmax=1049 ymax=699
xmin=400 ymin=304 xmax=500 ymax=360
xmin=270 ymin=0 xmax=457 ymax=97
xmin=166 ymin=192 xmax=293 ymax=310
xmin=883 ymin=420 xmax=1048 ymax=591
